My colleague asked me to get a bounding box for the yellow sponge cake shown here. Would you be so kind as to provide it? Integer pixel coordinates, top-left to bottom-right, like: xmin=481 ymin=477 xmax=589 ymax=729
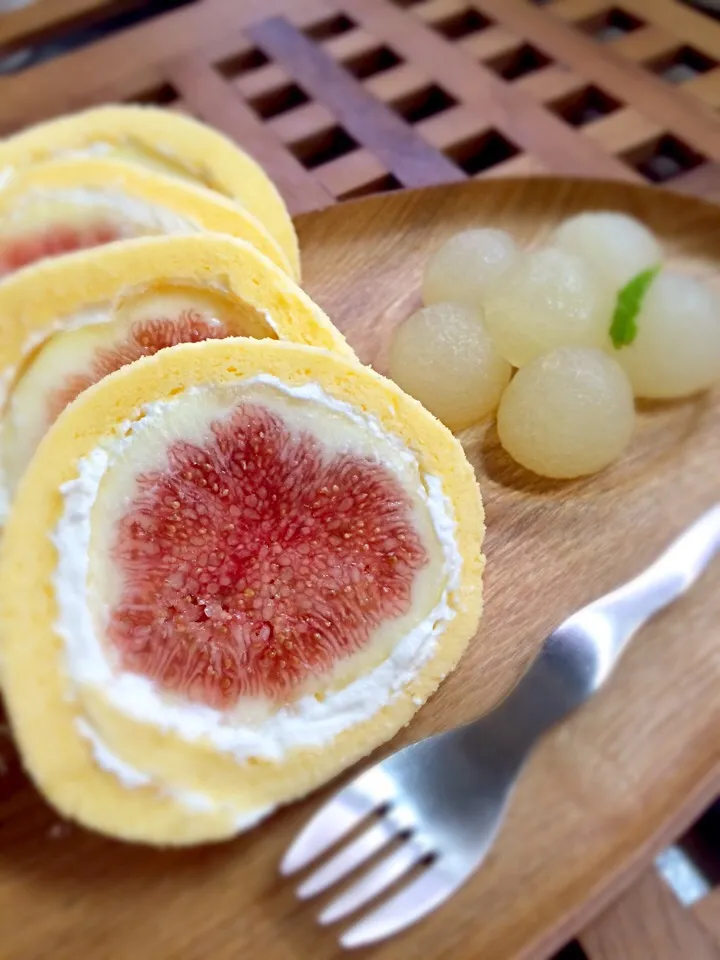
xmin=0 ymin=338 xmax=484 ymax=845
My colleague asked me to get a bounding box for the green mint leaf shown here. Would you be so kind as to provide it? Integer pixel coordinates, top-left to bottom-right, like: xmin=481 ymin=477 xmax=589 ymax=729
xmin=609 ymin=265 xmax=660 ymax=349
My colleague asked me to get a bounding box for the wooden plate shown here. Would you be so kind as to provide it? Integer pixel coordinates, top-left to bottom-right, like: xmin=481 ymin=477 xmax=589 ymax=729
xmin=0 ymin=178 xmax=718 ymax=960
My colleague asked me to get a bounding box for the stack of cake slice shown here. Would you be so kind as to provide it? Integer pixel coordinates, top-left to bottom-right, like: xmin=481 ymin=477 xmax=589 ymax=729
xmin=0 ymin=105 xmax=485 ymax=845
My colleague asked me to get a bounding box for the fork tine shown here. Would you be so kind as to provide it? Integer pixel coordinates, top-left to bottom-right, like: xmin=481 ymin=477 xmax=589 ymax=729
xmin=340 ymin=860 xmax=458 ymax=948
xmin=318 ymin=834 xmax=431 ymax=926
xmin=281 ymin=766 xmax=396 ymax=876
xmin=297 ymin=818 xmax=398 ymax=899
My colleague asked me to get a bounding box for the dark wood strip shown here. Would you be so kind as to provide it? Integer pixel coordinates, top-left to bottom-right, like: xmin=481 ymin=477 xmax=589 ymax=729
xmin=341 ymin=0 xmax=637 ymax=180
xmin=0 ymin=0 xmax=302 ymax=133
xmin=247 ymin=15 xmax=464 ymax=189
xmin=474 ymin=0 xmax=720 ymax=161
xmin=166 ymin=53 xmax=333 ymax=214
xmin=0 ymin=0 xmax=222 ymax=131
xmin=0 ymin=0 xmax=145 ymax=51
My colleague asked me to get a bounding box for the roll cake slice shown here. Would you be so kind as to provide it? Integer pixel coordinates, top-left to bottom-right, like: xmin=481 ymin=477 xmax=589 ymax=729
xmin=0 ymin=157 xmax=294 ymax=279
xmin=0 ymin=234 xmax=351 ymax=515
xmin=0 ymin=338 xmax=484 ymax=845
xmin=0 ymin=105 xmax=299 ymax=275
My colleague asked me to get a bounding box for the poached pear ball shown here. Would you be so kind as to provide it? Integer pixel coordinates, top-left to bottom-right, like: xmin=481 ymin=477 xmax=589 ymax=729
xmin=551 ymin=211 xmax=661 ymax=291
xmin=421 ymin=228 xmax=517 ymax=307
xmin=388 ymin=302 xmax=512 ymax=432
xmin=497 ymin=346 xmax=635 ymax=478
xmin=614 ymin=272 xmax=720 ymax=398
xmin=483 ymin=247 xmax=611 ymax=367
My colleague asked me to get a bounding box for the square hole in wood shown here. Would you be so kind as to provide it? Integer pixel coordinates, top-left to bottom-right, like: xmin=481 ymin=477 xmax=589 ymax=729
xmin=487 ymin=43 xmax=551 ymax=81
xmin=249 ymin=82 xmax=310 ymax=120
xmin=344 ymin=45 xmax=403 ymax=80
xmin=217 ymin=47 xmax=269 ymax=79
xmin=291 ymin=126 xmax=359 ymax=169
xmin=624 ymin=134 xmax=705 ymax=183
xmin=433 ymin=8 xmax=492 ymax=40
xmin=127 ymin=83 xmax=179 ymax=107
xmin=305 ymin=13 xmax=356 ymax=41
xmin=550 ymin=84 xmax=620 ymax=126
xmin=553 ymin=942 xmax=590 ymax=960
xmin=648 ymin=46 xmax=717 ymax=84
xmin=446 ymin=129 xmax=519 ymax=175
xmin=675 ymin=798 xmax=720 ymax=888
xmin=580 ymin=8 xmax=644 ymax=42
xmin=339 ymin=173 xmax=403 ymax=201
xmin=392 ymin=83 xmax=458 ymax=123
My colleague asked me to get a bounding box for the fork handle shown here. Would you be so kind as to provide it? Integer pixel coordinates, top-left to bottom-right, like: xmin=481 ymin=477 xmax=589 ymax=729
xmin=583 ymin=502 xmax=720 ymax=661
xmin=479 ymin=504 xmax=720 ymax=756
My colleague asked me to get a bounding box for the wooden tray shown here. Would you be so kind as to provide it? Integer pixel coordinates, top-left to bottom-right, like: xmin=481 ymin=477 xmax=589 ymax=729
xmin=0 ymin=177 xmax=719 ymax=959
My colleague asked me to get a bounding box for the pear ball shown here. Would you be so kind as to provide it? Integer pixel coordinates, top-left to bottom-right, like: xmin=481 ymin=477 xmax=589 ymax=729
xmin=422 ymin=229 xmax=517 ymax=307
xmin=389 ymin=302 xmax=512 ymax=432
xmin=552 ymin=211 xmax=661 ymax=290
xmin=483 ymin=247 xmax=611 ymax=367
xmin=615 ymin=272 xmax=720 ymax=398
xmin=497 ymin=346 xmax=635 ymax=478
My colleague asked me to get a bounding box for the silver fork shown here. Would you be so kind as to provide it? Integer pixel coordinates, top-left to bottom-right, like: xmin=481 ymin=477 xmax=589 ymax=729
xmin=281 ymin=504 xmax=720 ymax=948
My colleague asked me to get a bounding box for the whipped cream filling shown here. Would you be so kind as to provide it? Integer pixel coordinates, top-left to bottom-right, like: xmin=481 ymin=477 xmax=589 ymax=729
xmin=0 ymin=305 xmax=113 ymax=525
xmin=1 ymin=187 xmax=202 ymax=237
xmin=51 ymin=377 xmax=463 ymax=825
xmin=0 ymin=304 xmax=113 ymax=411
xmin=76 ymin=718 xmax=272 ymax=830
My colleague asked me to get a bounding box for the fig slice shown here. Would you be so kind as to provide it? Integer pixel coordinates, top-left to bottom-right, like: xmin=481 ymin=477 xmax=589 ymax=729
xmin=0 ymin=105 xmax=299 ymax=276
xmin=0 ymin=157 xmax=294 ymax=279
xmin=107 ymin=400 xmax=430 ymax=708
xmin=0 ymin=221 xmax=122 ymax=277
xmin=0 ymin=338 xmax=484 ymax=845
xmin=0 ymin=234 xmax=352 ymax=512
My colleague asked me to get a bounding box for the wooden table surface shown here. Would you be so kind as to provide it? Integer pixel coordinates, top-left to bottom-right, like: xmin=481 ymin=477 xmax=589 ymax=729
xmin=0 ymin=0 xmax=719 ymax=957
